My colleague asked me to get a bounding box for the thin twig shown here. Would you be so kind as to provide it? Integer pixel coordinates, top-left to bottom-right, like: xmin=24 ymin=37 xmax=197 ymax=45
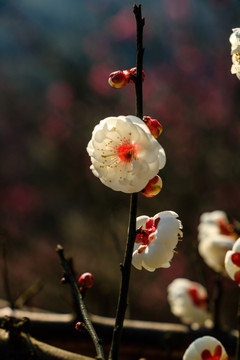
xmin=1 ymin=240 xmax=14 ymax=308
xmin=56 ymin=245 xmax=105 ymax=360
xmin=108 ymin=5 xmax=144 ymax=360
xmin=212 ymin=273 xmax=222 ymax=331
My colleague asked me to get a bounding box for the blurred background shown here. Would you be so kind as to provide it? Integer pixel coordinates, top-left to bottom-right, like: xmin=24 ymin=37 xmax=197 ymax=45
xmin=0 ymin=0 xmax=240 ymax=331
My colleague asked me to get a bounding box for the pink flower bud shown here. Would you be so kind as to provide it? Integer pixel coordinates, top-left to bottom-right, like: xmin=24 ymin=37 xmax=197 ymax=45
xmin=143 ymin=116 xmax=163 ymax=138
xmin=75 ymin=321 xmax=86 ymax=332
xmin=129 ymin=67 xmax=145 ymax=83
xmin=78 ymin=272 xmax=94 ymax=290
xmin=141 ymin=175 xmax=163 ymax=198
xmin=108 ymin=70 xmax=129 ymax=88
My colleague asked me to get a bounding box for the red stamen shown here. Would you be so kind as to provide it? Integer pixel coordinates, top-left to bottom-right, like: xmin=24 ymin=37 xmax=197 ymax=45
xmin=188 ymin=286 xmax=207 ymax=308
xmin=217 ymin=219 xmax=235 ymax=236
xmin=116 ymin=141 xmax=136 ymax=163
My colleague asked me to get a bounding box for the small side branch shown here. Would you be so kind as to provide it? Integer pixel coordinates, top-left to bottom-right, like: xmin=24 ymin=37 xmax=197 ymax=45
xmin=56 ymin=245 xmax=105 ymax=360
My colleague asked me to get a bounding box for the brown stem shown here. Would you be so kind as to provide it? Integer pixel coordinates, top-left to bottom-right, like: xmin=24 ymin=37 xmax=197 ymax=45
xmin=108 ymin=5 xmax=144 ymax=360
xmin=56 ymin=245 xmax=105 ymax=360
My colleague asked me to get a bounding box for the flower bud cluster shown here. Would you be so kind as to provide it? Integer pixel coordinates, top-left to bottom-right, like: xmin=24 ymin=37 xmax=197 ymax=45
xmin=108 ymin=67 xmax=145 ymax=88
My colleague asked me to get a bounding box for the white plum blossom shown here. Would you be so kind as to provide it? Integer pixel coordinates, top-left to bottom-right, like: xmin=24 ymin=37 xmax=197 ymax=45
xmin=87 ymin=115 xmax=166 ymax=193
xmin=225 ymin=237 xmax=240 ymax=285
xmin=230 ymin=28 xmax=240 ymax=79
xmin=183 ymin=336 xmax=228 ymax=360
xmin=230 ymin=28 xmax=240 ymax=54
xmin=132 ymin=211 xmax=182 ymax=272
xmin=167 ymin=278 xmax=212 ymax=328
xmin=198 ymin=211 xmax=236 ymax=273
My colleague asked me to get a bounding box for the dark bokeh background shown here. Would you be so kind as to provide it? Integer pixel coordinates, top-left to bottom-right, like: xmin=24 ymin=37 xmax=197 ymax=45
xmin=0 ymin=0 xmax=240 ymax=330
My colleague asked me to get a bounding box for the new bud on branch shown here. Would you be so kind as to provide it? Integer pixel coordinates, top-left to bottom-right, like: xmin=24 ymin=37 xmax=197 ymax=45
xmin=108 ymin=70 xmax=130 ymax=88
xmin=143 ymin=116 xmax=163 ymax=139
xmin=108 ymin=67 xmax=145 ymax=88
xmin=78 ymin=272 xmax=94 ymax=291
xmin=140 ymin=175 xmax=162 ymax=198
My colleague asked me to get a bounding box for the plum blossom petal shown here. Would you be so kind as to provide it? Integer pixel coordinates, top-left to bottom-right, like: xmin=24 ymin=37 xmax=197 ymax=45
xmin=167 ymin=278 xmax=212 ymax=328
xmin=230 ymin=28 xmax=240 ymax=79
xmin=225 ymin=237 xmax=240 ymax=285
xmin=183 ymin=336 xmax=228 ymax=360
xmin=230 ymin=28 xmax=240 ymax=54
xmin=87 ymin=115 xmax=166 ymax=193
xmin=198 ymin=211 xmax=236 ymax=273
xmin=132 ymin=211 xmax=182 ymax=272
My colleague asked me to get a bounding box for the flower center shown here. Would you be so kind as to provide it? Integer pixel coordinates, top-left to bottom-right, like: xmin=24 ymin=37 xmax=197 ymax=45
xmin=201 ymin=345 xmax=224 ymax=360
xmin=188 ymin=286 xmax=207 ymax=308
xmin=217 ymin=219 xmax=236 ymax=237
xmin=116 ymin=141 xmax=137 ymax=163
xmin=235 ymin=52 xmax=240 ymax=64
xmin=135 ymin=217 xmax=160 ymax=254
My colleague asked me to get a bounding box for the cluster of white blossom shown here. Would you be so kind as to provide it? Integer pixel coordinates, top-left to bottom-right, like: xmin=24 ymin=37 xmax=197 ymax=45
xmin=230 ymin=28 xmax=240 ymax=79
xmin=87 ymin=115 xmax=182 ymax=271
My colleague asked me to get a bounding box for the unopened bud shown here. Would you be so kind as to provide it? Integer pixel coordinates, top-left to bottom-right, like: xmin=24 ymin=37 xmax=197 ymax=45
xmin=143 ymin=116 xmax=163 ymax=138
xmin=75 ymin=321 xmax=86 ymax=332
xmin=78 ymin=272 xmax=94 ymax=291
xmin=129 ymin=67 xmax=145 ymax=83
xmin=141 ymin=175 xmax=163 ymax=198
xmin=108 ymin=70 xmax=129 ymax=88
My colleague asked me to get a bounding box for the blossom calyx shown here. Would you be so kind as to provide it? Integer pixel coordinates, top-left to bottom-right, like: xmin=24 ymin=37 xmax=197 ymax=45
xmin=78 ymin=272 xmax=94 ymax=291
xmin=129 ymin=67 xmax=145 ymax=83
xmin=141 ymin=175 xmax=162 ymax=198
xmin=143 ymin=116 xmax=163 ymax=138
xmin=108 ymin=70 xmax=129 ymax=88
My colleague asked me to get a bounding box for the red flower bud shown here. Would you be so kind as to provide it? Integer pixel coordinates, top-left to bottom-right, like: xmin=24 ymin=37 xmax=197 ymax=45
xmin=129 ymin=67 xmax=145 ymax=83
xmin=108 ymin=70 xmax=129 ymax=88
xmin=143 ymin=116 xmax=163 ymax=138
xmin=75 ymin=321 xmax=86 ymax=332
xmin=141 ymin=175 xmax=163 ymax=198
xmin=78 ymin=272 xmax=94 ymax=290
